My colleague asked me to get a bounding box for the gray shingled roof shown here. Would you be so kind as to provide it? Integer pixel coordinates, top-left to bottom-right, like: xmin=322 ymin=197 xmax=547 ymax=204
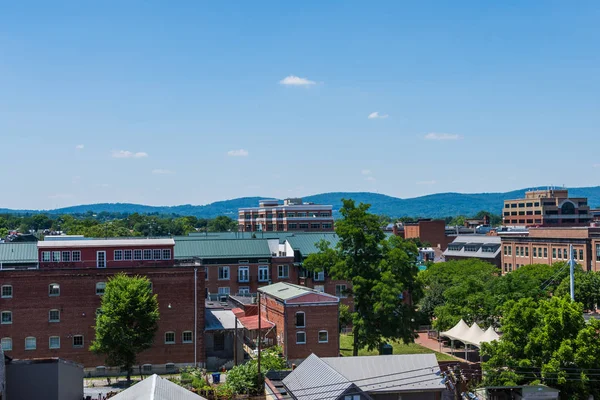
xmin=282 ymin=354 xmax=354 ymax=400
xmin=110 ymin=374 xmax=207 ymax=400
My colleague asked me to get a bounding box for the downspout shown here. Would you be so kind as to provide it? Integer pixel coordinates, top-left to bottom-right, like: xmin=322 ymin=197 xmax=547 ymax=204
xmin=194 ymin=267 xmax=198 ymax=367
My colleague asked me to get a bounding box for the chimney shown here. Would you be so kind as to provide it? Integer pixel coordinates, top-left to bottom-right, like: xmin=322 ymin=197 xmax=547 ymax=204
xmin=392 ymin=224 xmax=399 ymax=236
xmin=483 ymin=215 xmax=490 ymax=225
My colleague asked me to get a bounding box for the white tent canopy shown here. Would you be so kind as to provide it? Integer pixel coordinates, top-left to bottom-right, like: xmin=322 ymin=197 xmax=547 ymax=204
xmin=440 ymin=320 xmax=500 ymax=348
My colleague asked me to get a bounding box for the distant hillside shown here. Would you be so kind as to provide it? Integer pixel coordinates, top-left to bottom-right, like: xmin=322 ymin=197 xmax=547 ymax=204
xmin=2 ymin=187 xmax=600 ymax=218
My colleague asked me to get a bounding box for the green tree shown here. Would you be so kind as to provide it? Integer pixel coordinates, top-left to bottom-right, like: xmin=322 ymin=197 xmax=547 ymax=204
xmin=90 ymin=274 xmax=159 ymax=385
xmin=555 ymin=269 xmax=600 ymax=311
xmin=224 ymin=347 xmax=286 ymax=395
xmin=207 ymin=216 xmax=237 ymax=232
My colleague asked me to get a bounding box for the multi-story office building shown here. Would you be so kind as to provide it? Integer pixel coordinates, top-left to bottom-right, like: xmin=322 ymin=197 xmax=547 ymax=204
xmin=500 ymin=227 xmax=600 ymax=274
xmin=238 ymin=198 xmax=334 ymax=232
xmin=502 ymin=189 xmax=592 ymax=227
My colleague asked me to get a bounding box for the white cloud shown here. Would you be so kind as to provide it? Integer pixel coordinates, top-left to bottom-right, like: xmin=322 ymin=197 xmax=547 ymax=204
xmin=152 ymin=169 xmax=174 ymax=175
xmin=279 ymin=75 xmax=316 ymax=86
xmin=361 ymin=169 xmax=372 ymax=175
xmin=365 ymin=176 xmax=376 ymax=182
xmin=368 ymin=112 xmax=389 ymax=119
xmin=593 ymin=163 xmax=600 ymax=168
xmin=227 ymin=149 xmax=249 ymax=157
xmin=424 ymin=133 xmax=461 ymax=141
xmin=111 ymin=150 xmax=149 ymax=159
xmin=417 ymin=180 xmax=437 ymax=185
xmin=75 ymin=144 xmax=84 ymax=150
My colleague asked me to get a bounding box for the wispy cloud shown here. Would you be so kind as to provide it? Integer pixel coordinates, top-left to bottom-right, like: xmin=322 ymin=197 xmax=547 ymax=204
xmin=424 ymin=133 xmax=461 ymax=141
xmin=368 ymin=112 xmax=389 ymax=119
xmin=111 ymin=150 xmax=149 ymax=159
xmin=365 ymin=176 xmax=376 ymax=182
xmin=417 ymin=180 xmax=437 ymax=185
xmin=75 ymin=144 xmax=84 ymax=150
xmin=279 ymin=75 xmax=316 ymax=86
xmin=152 ymin=169 xmax=174 ymax=175
xmin=361 ymin=169 xmax=372 ymax=176
xmin=227 ymin=149 xmax=249 ymax=157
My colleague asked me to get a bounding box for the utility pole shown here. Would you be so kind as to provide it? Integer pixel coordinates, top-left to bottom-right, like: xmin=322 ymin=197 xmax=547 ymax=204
xmin=234 ymin=317 xmax=238 ymax=366
xmin=257 ymin=291 xmax=261 ymax=375
xmin=569 ymin=244 xmax=575 ymax=301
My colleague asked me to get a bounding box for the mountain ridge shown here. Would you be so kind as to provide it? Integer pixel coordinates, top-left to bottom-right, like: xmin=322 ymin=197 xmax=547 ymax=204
xmin=2 ymin=187 xmax=600 ymax=218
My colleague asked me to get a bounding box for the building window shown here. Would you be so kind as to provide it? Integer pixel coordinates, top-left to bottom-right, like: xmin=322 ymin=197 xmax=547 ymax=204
xmin=299 ymin=223 xmax=309 ymax=229
xmin=97 ymin=251 xmax=106 ymax=268
xmin=1 ymin=285 xmax=12 ymax=299
xmin=278 ymin=265 xmax=289 ymax=279
xmin=62 ymin=251 xmax=71 ymax=262
xmin=73 ymin=335 xmax=84 ymax=348
xmin=579 ymin=249 xmax=584 ymax=261
xmin=314 ymin=285 xmax=325 ymax=293
xmin=1 ymin=311 xmax=12 ymax=324
xmin=311 ymin=223 xmax=320 ymax=229
xmin=314 ymin=271 xmax=325 ymax=281
xmin=49 ymin=336 xmax=60 ymax=349
xmin=52 ymin=251 xmax=61 ymax=262
xmin=296 ymin=331 xmax=306 ymax=344
xmin=153 ymin=249 xmax=161 ymax=260
xmin=553 ymin=248 xmax=557 ymax=259
xmin=143 ymin=249 xmax=152 ymax=260
xmin=25 ymin=337 xmax=36 ymax=350
xmin=288 ymin=213 xmax=295 ymax=218
xmin=49 ymin=283 xmax=60 ymax=296
xmin=533 ymin=248 xmax=537 ymax=258
xmin=121 ymin=249 xmax=132 ymax=261
xmin=238 ymin=287 xmax=250 ymax=294
xmin=165 ymin=332 xmax=175 ymax=344
xmin=288 ymin=223 xmax=297 ymax=229
xmin=72 ymin=251 xmax=81 ymax=262
xmin=42 ymin=251 xmax=51 ymax=262
xmin=508 ymin=246 xmax=512 ymax=255
xmin=258 ymin=266 xmax=270 ymax=282
xmin=295 ymin=312 xmax=305 ymax=328
xmin=525 ymin=247 xmax=529 ymax=257
xmin=336 ymin=284 xmax=347 ymax=298
xmin=205 ymin=266 xmax=209 ymax=281
xmin=96 ymin=282 xmax=106 ymax=296
xmin=503 ymin=246 xmax=507 ymax=255
xmin=162 ymin=249 xmax=171 ymax=260
xmin=318 ymin=330 xmax=328 ymax=343
xmin=218 ymin=287 xmax=230 ymax=296
xmin=165 ymin=363 xmax=176 ymax=372
xmin=238 ymin=266 xmax=249 ymax=282
xmin=114 ymin=250 xmax=123 ymax=261
xmin=544 ymin=248 xmax=548 ymax=258
xmin=49 ymin=309 xmax=60 ymax=322
xmin=218 ymin=266 xmax=230 ymax=280
xmin=134 ymin=249 xmax=143 ymax=260
xmin=322 ymin=223 xmax=332 ymax=229
xmin=142 ymin=364 xmax=152 ymax=373
xmin=182 ymin=331 xmax=193 ymax=343
xmin=214 ymin=333 xmax=225 ymax=351
xmin=1 ymin=338 xmax=12 ymax=351
xmin=597 ymin=244 xmax=600 ymax=262
xmin=558 ymin=249 xmax=562 ymax=259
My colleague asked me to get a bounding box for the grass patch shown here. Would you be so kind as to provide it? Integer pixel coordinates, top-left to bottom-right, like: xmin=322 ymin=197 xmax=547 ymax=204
xmin=340 ymin=334 xmax=457 ymax=362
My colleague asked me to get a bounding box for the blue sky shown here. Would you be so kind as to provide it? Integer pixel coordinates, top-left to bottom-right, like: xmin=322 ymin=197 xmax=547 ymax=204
xmin=1 ymin=1 xmax=599 ymax=209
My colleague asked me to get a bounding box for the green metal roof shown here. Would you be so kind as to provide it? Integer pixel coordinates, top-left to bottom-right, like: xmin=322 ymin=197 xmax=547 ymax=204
xmin=0 ymin=243 xmax=38 ymax=263
xmin=285 ymin=233 xmax=340 ymax=256
xmin=258 ymin=282 xmax=318 ymax=300
xmin=174 ymin=239 xmax=273 ymax=259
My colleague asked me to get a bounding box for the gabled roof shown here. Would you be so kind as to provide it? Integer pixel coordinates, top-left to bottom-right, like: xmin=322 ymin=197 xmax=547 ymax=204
xmin=174 ymin=239 xmax=273 ymax=259
xmin=205 ymin=309 xmax=237 ymax=331
xmin=0 ymin=243 xmax=38 ymax=263
xmin=258 ymin=282 xmax=339 ymax=304
xmin=285 ymin=234 xmax=340 ymax=257
xmin=110 ymin=374 xmax=207 ymax=400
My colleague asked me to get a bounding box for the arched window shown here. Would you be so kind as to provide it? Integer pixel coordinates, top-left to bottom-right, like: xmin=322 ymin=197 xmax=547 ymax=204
xmin=318 ymin=330 xmax=329 ymax=343
xmin=49 ymin=283 xmax=60 ymax=296
xmin=561 ymin=201 xmax=576 ymax=215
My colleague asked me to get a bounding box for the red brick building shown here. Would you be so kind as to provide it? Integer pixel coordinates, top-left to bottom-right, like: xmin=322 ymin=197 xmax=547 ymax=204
xmin=0 ymin=238 xmax=205 ymax=375
xmin=238 ymin=198 xmax=334 ymax=232
xmin=258 ymin=282 xmax=339 ymax=362
xmin=398 ymin=220 xmax=454 ymax=251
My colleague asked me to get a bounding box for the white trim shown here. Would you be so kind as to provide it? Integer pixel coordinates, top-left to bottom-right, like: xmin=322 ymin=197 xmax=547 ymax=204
xmin=38 ymin=238 xmax=175 ymax=248
xmin=165 ymin=331 xmax=176 ymax=344
xmin=96 ymin=251 xmax=106 ymax=268
xmin=1 ymin=285 xmax=13 ymax=298
xmin=318 ymin=330 xmax=329 ymax=343
xmin=296 ymin=331 xmax=306 ymax=344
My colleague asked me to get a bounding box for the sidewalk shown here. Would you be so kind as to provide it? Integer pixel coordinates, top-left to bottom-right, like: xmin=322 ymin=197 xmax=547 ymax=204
xmin=415 ymin=332 xmax=479 ymax=363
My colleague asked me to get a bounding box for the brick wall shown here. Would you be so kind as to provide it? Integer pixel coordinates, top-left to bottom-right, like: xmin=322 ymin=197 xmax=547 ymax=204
xmin=284 ymin=303 xmax=339 ymax=360
xmin=0 ymin=266 xmax=205 ymax=369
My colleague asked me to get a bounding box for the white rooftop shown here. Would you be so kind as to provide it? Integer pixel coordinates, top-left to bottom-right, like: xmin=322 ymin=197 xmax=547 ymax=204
xmin=38 ymin=238 xmax=175 ymax=248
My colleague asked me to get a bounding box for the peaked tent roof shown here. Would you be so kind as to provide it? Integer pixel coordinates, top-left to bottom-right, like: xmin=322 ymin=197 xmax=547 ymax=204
xmin=440 ymin=319 xmax=470 ymax=341
xmin=110 ymin=374 xmax=207 ymax=400
xmin=480 ymin=327 xmax=501 ymax=343
xmin=441 ymin=320 xmax=500 ymax=347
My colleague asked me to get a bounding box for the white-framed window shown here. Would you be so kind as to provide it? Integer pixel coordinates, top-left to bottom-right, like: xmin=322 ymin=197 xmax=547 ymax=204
xmin=1 ymin=285 xmax=13 ymax=298
xmin=153 ymin=249 xmax=161 ymax=260
xmin=62 ymin=251 xmax=71 ymax=262
xmin=258 ymin=266 xmax=269 ymax=282
xmin=165 ymin=363 xmax=176 ymax=372
xmin=335 ymin=284 xmax=347 ymax=298
xmin=1 ymin=311 xmax=12 ymax=324
xmin=218 ymin=266 xmax=230 ymax=280
xmin=295 ymin=311 xmax=305 ymax=328
xmin=314 ymin=271 xmax=325 ymax=281
xmin=182 ymin=331 xmax=193 ymax=343
xmin=1 ymin=337 xmax=12 ymax=351
xmin=49 ymin=336 xmax=60 ymax=349
xmin=124 ymin=249 xmax=133 ymax=260
xmin=96 ymin=251 xmax=106 ymax=268
xmin=142 ymin=364 xmax=152 ymax=373
xmin=73 ymin=335 xmax=84 ymax=348
xmin=96 ymin=366 xmax=107 ymax=375
xmin=25 ymin=336 xmax=36 ymax=350
xmin=42 ymin=251 xmax=51 ymax=262
xmin=114 ymin=250 xmax=123 ymax=261
xmin=49 ymin=283 xmax=60 ymax=296
xmin=296 ymin=331 xmax=306 ymax=344
xmin=238 ymin=266 xmax=249 ymax=282
xmin=72 ymin=251 xmax=81 ymax=262
xmin=318 ymin=330 xmax=328 ymax=343
xmin=314 ymin=285 xmax=325 ymax=293
xmin=165 ymin=332 xmax=175 ymax=344
xmin=143 ymin=249 xmax=152 ymax=260
xmin=345 ymin=395 xmax=360 ymax=400
xmin=96 ymin=282 xmax=106 ymax=296
xmin=278 ymin=265 xmax=289 ymax=278
xmin=162 ymin=249 xmax=171 ymax=260
xmin=218 ymin=287 xmax=230 ymax=296
xmin=52 ymin=251 xmax=61 ymax=262
xmin=134 ymin=249 xmax=143 ymax=260
xmin=238 ymin=287 xmax=250 ymax=295
xmin=49 ymin=309 xmax=60 ymax=322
